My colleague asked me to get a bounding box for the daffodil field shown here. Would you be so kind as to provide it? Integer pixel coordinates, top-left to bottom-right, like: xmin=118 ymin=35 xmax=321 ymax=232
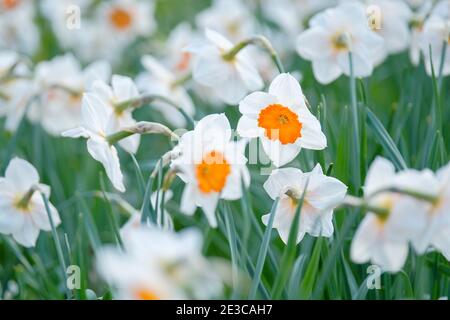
xmin=1 ymin=0 xmax=450 ymax=301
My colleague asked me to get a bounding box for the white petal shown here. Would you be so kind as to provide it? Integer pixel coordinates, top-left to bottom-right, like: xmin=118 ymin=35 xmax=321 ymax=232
xmin=0 ymin=204 xmax=24 ymax=234
xmin=268 ymin=73 xmax=305 ymax=110
xmin=298 ymin=109 xmax=327 ymax=150
xmin=205 ymin=28 xmax=233 ymax=51
xmin=261 ymin=137 xmax=302 ymax=167
xmin=296 ymin=28 xmax=333 ymax=60
xmin=5 ymin=158 xmax=39 ymax=193
xmin=82 ymin=93 xmax=111 ymax=132
xmin=364 ymin=157 xmax=396 ymax=196
xmin=373 ymin=242 xmax=409 ymax=273
xmin=87 ymin=140 xmax=125 ymax=192
xmin=236 ymin=115 xmax=259 ymax=138
xmin=263 ymin=167 xmax=304 ymax=199
xmin=238 ymin=91 xmax=277 ymax=118
xmin=312 ymin=59 xmax=342 ymax=84
xmin=180 ymin=184 xmax=197 ymax=216
xmin=31 ymin=197 xmax=61 ymax=231
xmin=112 ymin=75 xmax=139 ymax=102
xmin=350 ymin=214 xmax=380 ymax=264
xmin=12 ymin=217 xmax=40 ymax=248
xmin=306 ymin=174 xmax=347 ymax=210
xmin=196 ymin=192 xmax=219 ymax=228
xmin=235 ymin=57 xmax=263 ymax=91
xmin=61 ymin=127 xmax=91 ymax=138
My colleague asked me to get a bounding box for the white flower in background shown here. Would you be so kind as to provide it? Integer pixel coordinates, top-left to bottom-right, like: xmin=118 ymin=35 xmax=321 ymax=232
xmin=196 ymin=0 xmax=255 ymax=42
xmin=237 ymin=73 xmax=326 ymax=167
xmin=0 ymin=51 xmax=34 ymax=132
xmin=97 ymin=227 xmax=223 ymax=299
xmin=0 ymin=50 xmax=18 ymax=77
xmin=296 ymin=2 xmax=384 ymax=84
xmin=261 ymin=0 xmax=336 ymax=39
xmin=165 ymin=22 xmax=197 ymax=76
xmin=262 ymin=165 xmax=347 ymax=244
xmin=419 ymin=1 xmax=450 ymax=77
xmin=136 ymin=55 xmax=195 ymax=128
xmin=0 ymin=158 xmax=60 ymax=247
xmin=409 ymin=0 xmax=434 ymax=66
xmin=29 ymin=54 xmax=111 ymax=135
xmin=362 ymin=0 xmax=412 ymax=65
xmin=407 ymin=162 xmax=450 ymax=255
xmin=66 ymin=0 xmax=156 ymax=63
xmin=0 ymin=0 xmax=39 ymax=55
xmin=90 ymin=75 xmax=140 ymax=154
xmin=98 ymin=0 xmax=156 ymax=45
xmin=350 ymin=157 xmax=433 ymax=272
xmin=188 ymin=28 xmax=263 ymax=105
xmin=40 ymin=0 xmax=91 ymax=50
xmin=62 ymin=93 xmax=126 ymax=192
xmin=171 ymin=114 xmax=250 ymax=227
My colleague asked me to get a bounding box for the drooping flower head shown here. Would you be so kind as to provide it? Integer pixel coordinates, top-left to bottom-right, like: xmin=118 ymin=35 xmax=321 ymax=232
xmin=262 ymin=165 xmax=347 ymax=244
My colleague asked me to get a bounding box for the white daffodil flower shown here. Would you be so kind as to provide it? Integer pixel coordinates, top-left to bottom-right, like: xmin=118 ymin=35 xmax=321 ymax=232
xmin=409 ymin=0 xmax=433 ymax=66
xmin=136 ymin=55 xmax=195 ymax=128
xmin=188 ymin=28 xmax=263 ymax=105
xmin=196 ymin=0 xmax=255 ymax=42
xmin=62 ymin=93 xmax=125 ymax=192
xmin=362 ymin=0 xmax=413 ymax=65
xmin=350 ymin=157 xmax=433 ymax=272
xmin=97 ymin=227 xmax=223 ymax=299
xmin=419 ymin=2 xmax=450 ymax=77
xmin=407 ymin=162 xmax=450 ymax=254
xmin=0 ymin=158 xmax=60 ymax=247
xmin=98 ymin=0 xmax=156 ymax=45
xmin=171 ymin=113 xmax=250 ymax=227
xmin=237 ymin=73 xmax=326 ymax=167
xmin=0 ymin=51 xmax=35 ymax=133
xmin=296 ymin=2 xmax=384 ymax=84
xmin=90 ymin=75 xmax=140 ymax=154
xmin=262 ymin=165 xmax=347 ymax=244
xmin=29 ymin=54 xmax=111 ymax=135
xmin=165 ymin=22 xmax=197 ymax=76
xmin=0 ymin=0 xmax=39 ymax=55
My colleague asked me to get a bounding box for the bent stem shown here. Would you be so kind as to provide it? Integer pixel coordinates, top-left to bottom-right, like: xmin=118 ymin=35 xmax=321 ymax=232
xmin=114 ymin=94 xmax=195 ymax=127
xmin=367 ymin=187 xmax=439 ymax=204
xmin=222 ymin=35 xmax=285 ymax=73
xmin=348 ymin=52 xmax=361 ymax=191
xmin=343 ymin=195 xmax=389 ymax=219
xmin=106 ymin=121 xmax=179 ymax=145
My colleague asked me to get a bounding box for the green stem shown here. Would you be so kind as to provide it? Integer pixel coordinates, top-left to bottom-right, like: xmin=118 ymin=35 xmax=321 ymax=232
xmin=222 ymin=35 xmax=285 ymax=73
xmin=343 ymin=195 xmax=389 ymax=219
xmin=171 ymin=72 xmax=192 ymax=88
xmin=437 ymin=41 xmax=448 ymax=90
xmin=368 ymin=187 xmax=438 ymax=204
xmin=106 ymin=121 xmax=179 ymax=145
xmin=16 ymin=186 xmax=38 ymax=210
xmin=114 ymin=94 xmax=195 ymax=127
xmin=349 ymin=52 xmax=361 ymax=190
xmin=41 ymin=193 xmax=71 ymax=299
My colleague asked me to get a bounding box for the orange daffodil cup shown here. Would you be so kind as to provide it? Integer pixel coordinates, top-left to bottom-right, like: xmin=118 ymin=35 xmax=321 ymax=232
xmin=237 ymin=73 xmax=326 ymax=167
xmin=171 ymin=114 xmax=250 ymax=228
